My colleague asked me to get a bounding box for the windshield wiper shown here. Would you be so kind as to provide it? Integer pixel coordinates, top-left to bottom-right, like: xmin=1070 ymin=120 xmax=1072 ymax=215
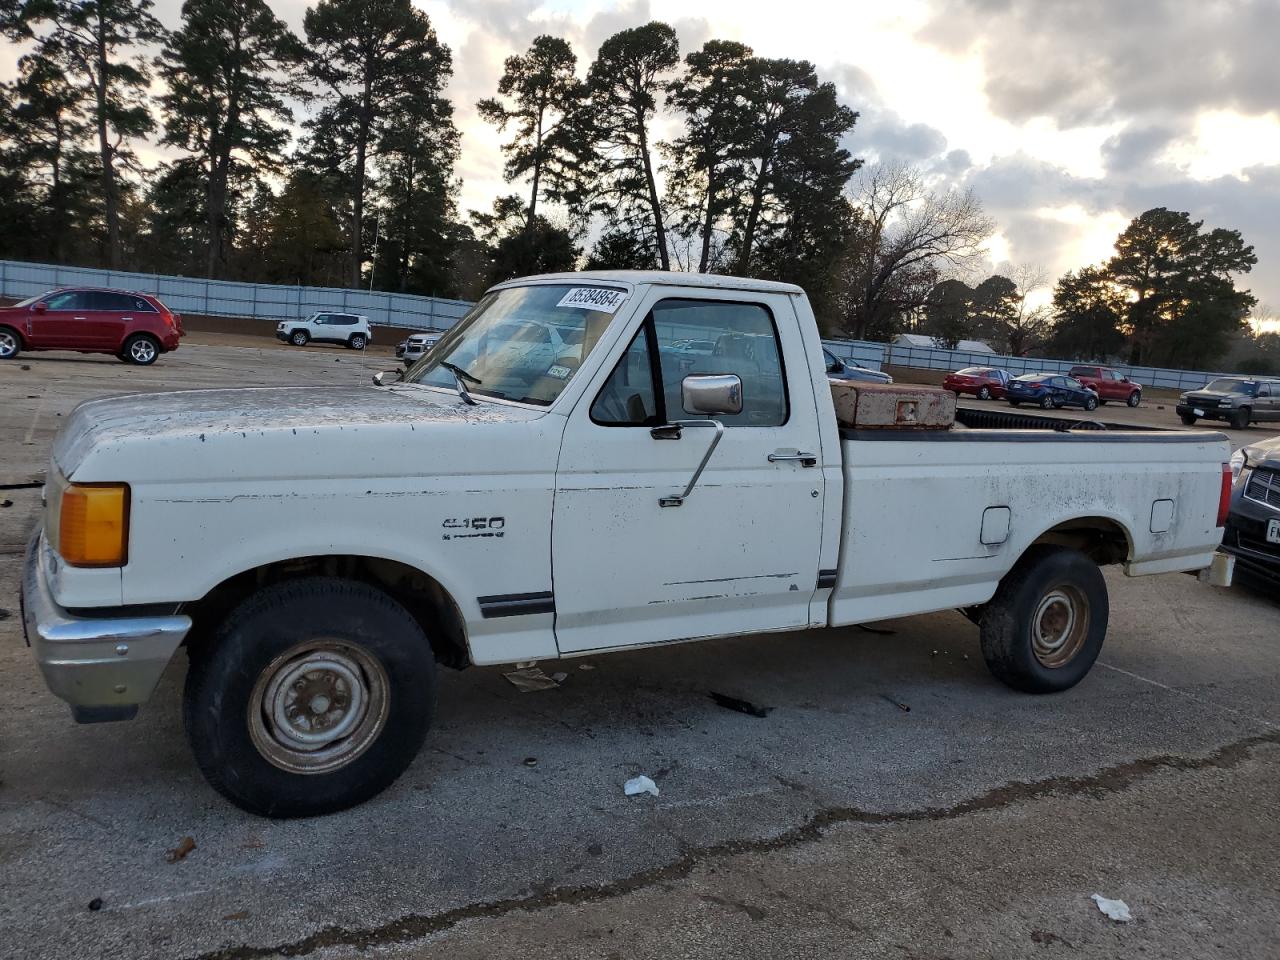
xmin=439 ymin=360 xmax=481 ymax=406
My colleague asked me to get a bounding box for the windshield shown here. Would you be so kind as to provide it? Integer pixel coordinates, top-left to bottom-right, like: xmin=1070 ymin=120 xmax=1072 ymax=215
xmin=1204 ymin=378 xmax=1254 ymax=395
xmin=402 ymin=284 xmax=625 ymax=405
xmin=11 ymin=293 xmax=45 ymax=308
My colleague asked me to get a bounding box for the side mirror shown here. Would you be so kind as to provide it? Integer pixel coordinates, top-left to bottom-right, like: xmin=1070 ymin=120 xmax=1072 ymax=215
xmin=33 ymin=302 xmax=47 ymax=314
xmin=682 ymin=373 xmax=743 ymax=416
xmin=827 ymin=358 xmax=843 ymax=373
xmin=372 ymin=369 xmax=403 ymax=386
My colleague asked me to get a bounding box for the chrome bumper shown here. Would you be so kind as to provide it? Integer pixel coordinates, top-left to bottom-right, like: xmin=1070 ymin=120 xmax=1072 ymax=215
xmin=20 ymin=529 xmax=191 ymax=723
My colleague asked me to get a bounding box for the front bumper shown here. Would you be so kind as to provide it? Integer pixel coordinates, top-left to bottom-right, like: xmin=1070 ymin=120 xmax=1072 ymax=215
xmin=1222 ymin=486 xmax=1280 ymax=585
xmin=1176 ymin=403 xmax=1233 ymax=421
xmin=20 ymin=530 xmax=191 ymax=723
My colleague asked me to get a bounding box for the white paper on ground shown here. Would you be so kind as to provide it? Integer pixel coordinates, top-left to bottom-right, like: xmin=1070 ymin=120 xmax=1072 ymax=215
xmin=1091 ymin=894 xmax=1133 ymax=922
xmin=623 ymin=775 xmax=659 ymax=797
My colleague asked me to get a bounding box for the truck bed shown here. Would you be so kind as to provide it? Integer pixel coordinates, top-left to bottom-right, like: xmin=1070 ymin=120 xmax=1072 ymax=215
xmin=829 ymin=409 xmax=1231 ymax=626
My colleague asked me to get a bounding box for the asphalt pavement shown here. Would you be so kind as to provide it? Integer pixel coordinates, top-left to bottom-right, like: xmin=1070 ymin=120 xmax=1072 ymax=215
xmin=1 ymin=341 xmax=1277 ymax=960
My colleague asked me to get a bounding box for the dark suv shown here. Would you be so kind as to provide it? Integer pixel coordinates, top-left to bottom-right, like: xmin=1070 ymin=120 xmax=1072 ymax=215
xmin=0 ymin=287 xmax=183 ymax=365
xmin=1178 ymin=377 xmax=1280 ymax=429
xmin=1222 ymin=434 xmax=1280 ymax=586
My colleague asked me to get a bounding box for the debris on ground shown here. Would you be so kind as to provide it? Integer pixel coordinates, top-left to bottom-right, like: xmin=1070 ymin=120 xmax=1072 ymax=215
xmin=880 ymin=694 xmax=911 ymax=712
xmin=1091 ymin=894 xmax=1133 ymax=922
xmin=623 ymin=775 xmax=659 ymax=797
xmin=165 ymin=836 xmax=197 ymax=863
xmin=579 ymin=663 xmax=595 ymax=671
xmin=709 ymin=691 xmax=773 ymax=718
xmin=222 ymin=911 xmax=249 ymax=921
xmin=503 ymin=666 xmax=560 ymax=692
xmin=1 ymin=499 xmax=13 ymax=507
xmin=87 ymin=898 xmax=103 ymax=912
xmin=523 ymin=757 xmax=538 ymax=767
xmin=551 ymin=671 xmax=568 ymax=683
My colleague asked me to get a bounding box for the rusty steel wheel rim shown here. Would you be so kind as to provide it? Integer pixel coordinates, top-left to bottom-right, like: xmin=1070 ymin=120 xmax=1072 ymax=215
xmin=248 ymin=640 xmax=389 ymax=775
xmin=1031 ymin=585 xmax=1089 ymax=668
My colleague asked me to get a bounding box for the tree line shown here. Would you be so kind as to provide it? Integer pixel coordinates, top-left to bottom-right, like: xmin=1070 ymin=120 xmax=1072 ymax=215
xmin=0 ymin=0 xmax=1263 ymax=367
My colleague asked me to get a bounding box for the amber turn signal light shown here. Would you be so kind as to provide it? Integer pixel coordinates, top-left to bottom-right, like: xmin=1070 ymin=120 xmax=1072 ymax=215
xmin=59 ymin=483 xmax=129 ymax=567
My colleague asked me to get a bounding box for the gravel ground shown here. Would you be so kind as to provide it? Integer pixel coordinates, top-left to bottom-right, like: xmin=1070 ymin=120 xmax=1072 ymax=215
xmin=1 ymin=340 xmax=1277 ymax=960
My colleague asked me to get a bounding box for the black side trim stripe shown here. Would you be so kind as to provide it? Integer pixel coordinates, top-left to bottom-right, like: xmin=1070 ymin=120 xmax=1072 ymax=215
xmin=817 ymin=569 xmax=838 ymax=589
xmin=478 ymin=591 xmax=555 ymax=619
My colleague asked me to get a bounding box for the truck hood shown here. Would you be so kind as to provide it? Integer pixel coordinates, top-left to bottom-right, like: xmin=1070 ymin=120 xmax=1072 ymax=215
xmin=54 ymin=385 xmax=544 ymax=479
xmin=1184 ymin=389 xmax=1244 ymax=402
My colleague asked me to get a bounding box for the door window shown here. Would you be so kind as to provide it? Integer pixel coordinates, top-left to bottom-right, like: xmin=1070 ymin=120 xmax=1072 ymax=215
xmin=88 ymin=292 xmax=134 ymax=311
xmin=591 ymin=299 xmax=788 ymax=427
xmin=44 ymin=291 xmax=88 ymax=311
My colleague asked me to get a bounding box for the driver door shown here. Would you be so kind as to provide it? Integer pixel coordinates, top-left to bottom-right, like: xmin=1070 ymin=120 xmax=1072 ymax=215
xmin=551 ymin=289 xmax=827 ymax=655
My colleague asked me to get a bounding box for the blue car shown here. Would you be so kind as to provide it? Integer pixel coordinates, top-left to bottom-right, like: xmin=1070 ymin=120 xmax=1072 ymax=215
xmin=1006 ymin=373 xmax=1099 ymax=411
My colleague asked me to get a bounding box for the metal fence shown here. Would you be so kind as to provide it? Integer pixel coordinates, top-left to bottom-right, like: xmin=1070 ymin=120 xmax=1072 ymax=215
xmin=0 ymin=258 xmax=1242 ymax=388
xmin=0 ymin=259 xmax=473 ymax=331
xmin=824 ymin=338 xmax=1238 ymax=392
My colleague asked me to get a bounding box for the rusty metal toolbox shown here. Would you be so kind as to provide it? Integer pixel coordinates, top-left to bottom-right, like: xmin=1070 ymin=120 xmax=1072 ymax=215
xmin=831 ymin=381 xmax=957 ymax=430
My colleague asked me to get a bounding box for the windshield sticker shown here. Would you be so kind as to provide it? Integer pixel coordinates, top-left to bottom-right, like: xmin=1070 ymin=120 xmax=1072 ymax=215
xmin=556 ymin=287 xmax=627 ymax=313
xmin=545 ymin=363 xmax=572 ymax=380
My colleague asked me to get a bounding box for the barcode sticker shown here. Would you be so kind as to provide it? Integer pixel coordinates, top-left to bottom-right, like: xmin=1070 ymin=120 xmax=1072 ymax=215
xmin=556 ymin=287 xmax=628 ymax=313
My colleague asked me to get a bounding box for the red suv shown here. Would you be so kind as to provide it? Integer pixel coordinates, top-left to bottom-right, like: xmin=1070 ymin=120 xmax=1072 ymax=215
xmin=1067 ymin=365 xmax=1142 ymax=407
xmin=0 ymin=287 xmax=183 ymax=365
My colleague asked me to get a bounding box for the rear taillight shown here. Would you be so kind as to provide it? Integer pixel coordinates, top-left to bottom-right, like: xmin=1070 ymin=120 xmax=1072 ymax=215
xmin=1217 ymin=462 xmax=1232 ymax=527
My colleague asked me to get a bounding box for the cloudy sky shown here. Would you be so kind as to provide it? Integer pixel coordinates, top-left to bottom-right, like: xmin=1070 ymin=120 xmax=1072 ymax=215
xmin=6 ymin=0 xmax=1279 ymax=320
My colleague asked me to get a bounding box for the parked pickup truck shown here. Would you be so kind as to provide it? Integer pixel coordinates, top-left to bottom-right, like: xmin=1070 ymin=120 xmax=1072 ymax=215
xmin=21 ymin=271 xmax=1235 ymax=818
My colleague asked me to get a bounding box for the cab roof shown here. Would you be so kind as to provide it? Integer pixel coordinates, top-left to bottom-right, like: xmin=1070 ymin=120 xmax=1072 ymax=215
xmin=491 ymin=270 xmax=805 ymax=296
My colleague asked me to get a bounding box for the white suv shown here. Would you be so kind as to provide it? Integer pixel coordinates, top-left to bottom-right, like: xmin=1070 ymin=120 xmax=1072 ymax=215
xmin=396 ymin=332 xmax=441 ymax=365
xmin=276 ymin=312 xmax=372 ymax=350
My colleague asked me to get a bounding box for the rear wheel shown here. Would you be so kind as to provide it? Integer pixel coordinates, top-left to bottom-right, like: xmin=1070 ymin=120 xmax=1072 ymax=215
xmin=1230 ymin=408 xmax=1250 ymax=429
xmin=977 ymin=385 xmax=991 ymax=400
xmin=1180 ymin=413 xmax=1198 ymax=425
xmin=0 ymin=326 xmax=20 ymax=359
xmin=348 ymin=333 xmax=367 ymax=350
xmin=1039 ymin=395 xmax=1053 ymax=409
xmin=1009 ymin=400 xmax=1021 ymax=407
xmin=122 ymin=333 xmax=160 ymax=365
xmin=291 ymin=330 xmax=310 ymax=346
xmin=1127 ymin=391 xmax=1141 ymax=407
xmin=184 ymin=577 xmax=436 ymax=817
xmin=979 ymin=545 xmax=1108 ymax=693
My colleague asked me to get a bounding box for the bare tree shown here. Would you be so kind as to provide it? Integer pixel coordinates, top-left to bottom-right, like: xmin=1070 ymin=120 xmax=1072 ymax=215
xmin=837 ymin=163 xmax=993 ymax=340
xmin=1000 ymin=263 xmax=1054 ymax=355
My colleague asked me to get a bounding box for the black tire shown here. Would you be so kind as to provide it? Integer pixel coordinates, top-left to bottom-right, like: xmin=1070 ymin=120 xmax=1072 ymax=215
xmin=979 ymin=545 xmax=1108 ymax=694
xmin=291 ymin=330 xmax=310 ymax=346
xmin=1096 ymin=398 xmax=1107 ymax=406
xmin=1009 ymin=400 xmax=1021 ymax=407
xmin=1083 ymin=395 xmax=1098 ymax=411
xmin=184 ymin=577 xmax=436 ymax=818
xmin=1127 ymin=391 xmax=1141 ymax=407
xmin=977 ymin=385 xmax=991 ymax=400
xmin=0 ymin=325 xmax=21 ymax=359
xmin=1230 ymin=408 xmax=1250 ymax=430
xmin=348 ymin=333 xmax=367 ymax=350
xmin=122 ymin=333 xmax=160 ymax=365
xmin=1180 ymin=413 xmax=1197 ymax=425
xmin=1040 ymin=395 xmax=1054 ymax=409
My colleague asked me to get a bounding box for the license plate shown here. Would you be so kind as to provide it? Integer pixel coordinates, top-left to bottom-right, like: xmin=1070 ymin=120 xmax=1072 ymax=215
xmin=1193 ymin=408 xmax=1204 ymax=417
xmin=1268 ymin=519 xmax=1280 ymax=545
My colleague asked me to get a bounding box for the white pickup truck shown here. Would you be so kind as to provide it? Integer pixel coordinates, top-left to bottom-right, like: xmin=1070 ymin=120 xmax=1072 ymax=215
xmin=21 ymin=271 xmax=1234 ymax=817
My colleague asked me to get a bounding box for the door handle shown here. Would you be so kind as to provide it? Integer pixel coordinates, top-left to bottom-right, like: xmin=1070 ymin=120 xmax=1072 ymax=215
xmin=658 ymin=419 xmax=724 ymax=507
xmin=73 ymin=316 xmax=87 ymax=321
xmin=768 ymin=451 xmax=818 ymax=467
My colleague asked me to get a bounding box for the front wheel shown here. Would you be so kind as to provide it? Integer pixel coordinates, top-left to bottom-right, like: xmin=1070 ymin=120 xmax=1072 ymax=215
xmin=184 ymin=578 xmax=436 ymax=817
xmin=1180 ymin=413 xmax=1198 ymax=425
xmin=122 ymin=333 xmax=160 ymax=365
xmin=977 ymin=385 xmax=991 ymax=400
xmin=291 ymin=330 xmax=310 ymax=346
xmin=1126 ymin=391 xmax=1141 ymax=407
xmin=979 ymin=545 xmax=1108 ymax=693
xmin=1083 ymin=395 xmax=1098 ymax=411
xmin=1230 ymin=408 xmax=1250 ymax=430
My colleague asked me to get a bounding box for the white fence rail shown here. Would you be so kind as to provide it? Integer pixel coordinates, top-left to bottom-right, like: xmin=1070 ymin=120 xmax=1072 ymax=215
xmin=0 ymin=259 xmax=472 ymax=331
xmin=0 ymin=258 xmax=1239 ymax=389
